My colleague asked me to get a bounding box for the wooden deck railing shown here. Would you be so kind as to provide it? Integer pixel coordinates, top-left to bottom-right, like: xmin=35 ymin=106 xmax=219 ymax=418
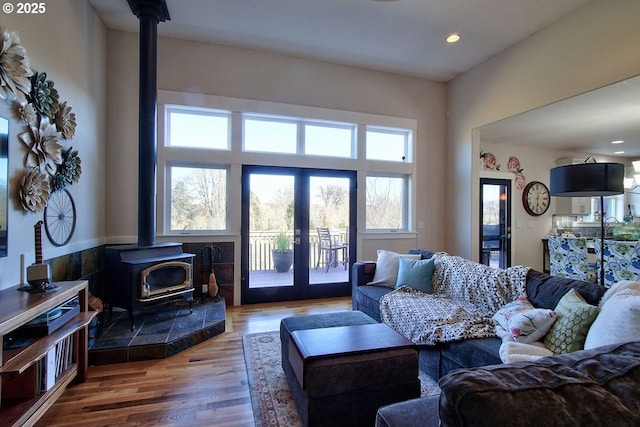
xmin=249 ymin=230 xmax=347 ymax=270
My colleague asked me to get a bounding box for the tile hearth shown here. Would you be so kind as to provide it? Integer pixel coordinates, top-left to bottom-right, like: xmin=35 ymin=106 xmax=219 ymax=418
xmin=88 ymin=297 xmax=226 ymax=365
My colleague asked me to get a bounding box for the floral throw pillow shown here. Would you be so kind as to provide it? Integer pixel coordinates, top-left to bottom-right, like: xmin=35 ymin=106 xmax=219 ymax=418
xmin=493 ymin=296 xmax=557 ymax=343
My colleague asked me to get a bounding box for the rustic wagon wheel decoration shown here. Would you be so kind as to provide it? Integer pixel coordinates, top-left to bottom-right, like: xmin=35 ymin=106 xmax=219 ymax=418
xmin=44 ymin=188 xmax=76 ymax=246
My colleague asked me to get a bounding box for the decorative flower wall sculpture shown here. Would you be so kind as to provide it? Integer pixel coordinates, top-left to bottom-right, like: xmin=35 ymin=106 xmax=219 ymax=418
xmin=13 ymin=101 xmax=36 ymax=124
xmin=54 ymin=101 xmax=76 ymax=139
xmin=19 ymin=167 xmax=51 ymax=212
xmin=51 ymin=147 xmax=81 ymax=192
xmin=19 ymin=116 xmax=63 ymax=176
xmin=0 ymin=27 xmax=82 ymax=215
xmin=0 ymin=28 xmax=33 ymax=101
xmin=28 ymin=71 xmax=59 ymax=119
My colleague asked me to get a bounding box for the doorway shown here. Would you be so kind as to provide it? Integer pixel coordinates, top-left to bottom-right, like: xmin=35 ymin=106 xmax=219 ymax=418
xmin=241 ymin=165 xmax=356 ymax=303
xmin=479 ymin=178 xmax=511 ymax=268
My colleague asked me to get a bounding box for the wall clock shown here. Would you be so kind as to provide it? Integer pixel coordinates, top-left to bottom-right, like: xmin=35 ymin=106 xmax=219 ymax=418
xmin=44 ymin=188 xmax=77 ymax=246
xmin=522 ymin=181 xmax=550 ymax=216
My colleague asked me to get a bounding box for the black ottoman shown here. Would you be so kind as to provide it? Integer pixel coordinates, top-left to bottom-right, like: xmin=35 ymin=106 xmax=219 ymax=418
xmin=280 ymin=311 xmax=420 ymax=427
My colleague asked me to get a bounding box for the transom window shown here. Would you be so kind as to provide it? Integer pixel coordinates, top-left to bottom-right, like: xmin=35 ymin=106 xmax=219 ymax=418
xmin=166 ymin=106 xmax=230 ymax=150
xmin=366 ymin=127 xmax=411 ymax=163
xmin=304 ymin=122 xmax=354 ymax=158
xmin=243 ymin=116 xmax=297 ymax=154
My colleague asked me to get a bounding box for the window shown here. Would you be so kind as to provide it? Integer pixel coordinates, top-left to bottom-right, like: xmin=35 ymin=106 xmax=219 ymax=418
xmin=243 ymin=116 xmax=297 ymax=154
xmin=159 ymin=94 xmax=417 ymax=236
xmin=304 ymin=123 xmax=355 ymax=158
xmin=166 ymin=106 xmax=230 ymax=150
xmin=366 ymin=175 xmax=408 ymax=230
xmin=168 ymin=165 xmax=228 ymax=232
xmin=587 ymin=194 xmax=625 ymax=222
xmin=366 ymin=127 xmax=411 ymax=162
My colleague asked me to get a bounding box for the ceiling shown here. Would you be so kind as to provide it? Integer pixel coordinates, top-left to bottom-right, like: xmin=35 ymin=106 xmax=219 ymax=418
xmin=88 ymin=0 xmax=639 ymax=159
xmin=88 ymin=0 xmax=591 ymax=82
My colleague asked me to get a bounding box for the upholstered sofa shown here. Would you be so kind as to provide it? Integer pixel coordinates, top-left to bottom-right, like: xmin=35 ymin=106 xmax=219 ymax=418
xmin=351 ymin=249 xmax=607 ymax=380
xmin=375 ymin=341 xmax=640 ymax=427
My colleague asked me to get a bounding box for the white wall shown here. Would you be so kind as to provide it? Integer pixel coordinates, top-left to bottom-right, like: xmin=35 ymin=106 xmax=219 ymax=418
xmin=105 ymin=30 xmax=447 ymax=259
xmin=447 ymin=0 xmax=640 ymax=264
xmin=0 ymin=1 xmax=107 ymax=289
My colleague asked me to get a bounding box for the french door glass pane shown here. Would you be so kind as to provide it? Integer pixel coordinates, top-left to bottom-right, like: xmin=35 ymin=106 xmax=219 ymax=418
xmin=309 ymin=176 xmax=350 ymax=284
xmin=248 ymin=174 xmax=294 ymax=288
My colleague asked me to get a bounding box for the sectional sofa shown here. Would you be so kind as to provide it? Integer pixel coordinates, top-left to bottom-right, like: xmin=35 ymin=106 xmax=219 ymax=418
xmin=351 ymin=249 xmax=606 ymax=380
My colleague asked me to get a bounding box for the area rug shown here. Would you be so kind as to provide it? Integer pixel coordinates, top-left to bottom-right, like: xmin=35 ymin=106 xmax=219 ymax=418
xmin=242 ymin=331 xmax=440 ymax=427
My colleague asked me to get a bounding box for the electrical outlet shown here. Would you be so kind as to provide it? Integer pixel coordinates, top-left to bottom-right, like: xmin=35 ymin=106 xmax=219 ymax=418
xmin=202 ymin=284 xmax=208 ymax=294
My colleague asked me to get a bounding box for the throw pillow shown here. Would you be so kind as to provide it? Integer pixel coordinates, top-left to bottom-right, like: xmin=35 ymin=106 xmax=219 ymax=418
xmin=598 ymin=280 xmax=640 ymax=308
xmin=395 ymin=257 xmax=435 ymax=293
xmin=493 ymin=297 xmax=557 ymax=343
xmin=584 ymin=288 xmax=640 ymax=349
xmin=503 ymin=309 xmax=557 ymax=343
xmin=493 ymin=296 xmax=533 ymax=328
xmin=544 ymin=289 xmax=599 ymax=354
xmin=368 ymin=250 xmax=420 ymax=288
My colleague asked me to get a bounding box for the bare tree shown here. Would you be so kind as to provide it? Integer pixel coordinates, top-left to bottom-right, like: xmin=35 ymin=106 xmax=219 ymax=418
xmin=366 ymin=177 xmax=402 ymax=229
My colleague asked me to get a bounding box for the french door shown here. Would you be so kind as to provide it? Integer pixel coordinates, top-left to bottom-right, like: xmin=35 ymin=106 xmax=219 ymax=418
xmin=241 ymin=165 xmax=356 ymax=304
xmin=479 ymin=178 xmax=512 ymax=268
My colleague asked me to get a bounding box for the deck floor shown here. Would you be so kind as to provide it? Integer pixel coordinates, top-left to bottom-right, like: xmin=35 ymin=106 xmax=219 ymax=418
xmin=248 ymin=263 xmax=349 ymax=288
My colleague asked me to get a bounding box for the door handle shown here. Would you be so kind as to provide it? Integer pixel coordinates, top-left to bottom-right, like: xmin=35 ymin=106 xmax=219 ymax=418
xmin=294 ymin=237 xmax=301 ymax=245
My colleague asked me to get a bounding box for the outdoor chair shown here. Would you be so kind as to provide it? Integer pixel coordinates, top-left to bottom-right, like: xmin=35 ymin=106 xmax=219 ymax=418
xmin=315 ymin=227 xmax=348 ymax=273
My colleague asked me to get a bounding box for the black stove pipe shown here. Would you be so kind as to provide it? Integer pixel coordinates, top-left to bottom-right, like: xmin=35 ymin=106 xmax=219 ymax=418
xmin=128 ymin=0 xmax=170 ymax=247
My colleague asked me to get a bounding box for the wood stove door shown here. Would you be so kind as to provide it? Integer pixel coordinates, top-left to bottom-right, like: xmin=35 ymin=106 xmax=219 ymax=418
xmin=241 ymin=166 xmax=355 ymax=304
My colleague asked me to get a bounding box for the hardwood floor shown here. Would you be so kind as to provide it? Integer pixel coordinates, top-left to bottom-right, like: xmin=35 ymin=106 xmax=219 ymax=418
xmin=36 ymin=297 xmax=351 ymax=427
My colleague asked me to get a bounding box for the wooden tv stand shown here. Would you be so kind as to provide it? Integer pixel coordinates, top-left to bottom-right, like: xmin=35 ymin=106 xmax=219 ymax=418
xmin=0 ymin=280 xmax=97 ymax=427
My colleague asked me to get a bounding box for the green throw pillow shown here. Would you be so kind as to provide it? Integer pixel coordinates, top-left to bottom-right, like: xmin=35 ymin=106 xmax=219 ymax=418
xmin=544 ymin=288 xmax=599 ymax=354
xmin=395 ymin=257 xmax=435 ymax=293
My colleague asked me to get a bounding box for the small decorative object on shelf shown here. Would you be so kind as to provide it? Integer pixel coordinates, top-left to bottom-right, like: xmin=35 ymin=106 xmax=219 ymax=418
xmin=19 ymin=220 xmax=56 ymax=292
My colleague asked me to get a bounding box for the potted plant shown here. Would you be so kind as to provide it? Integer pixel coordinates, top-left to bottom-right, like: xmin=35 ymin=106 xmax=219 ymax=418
xmin=272 ymin=232 xmax=293 ymax=273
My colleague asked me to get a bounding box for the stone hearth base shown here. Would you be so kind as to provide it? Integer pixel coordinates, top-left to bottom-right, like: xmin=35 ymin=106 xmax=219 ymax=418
xmin=89 ymin=297 xmax=225 ymax=365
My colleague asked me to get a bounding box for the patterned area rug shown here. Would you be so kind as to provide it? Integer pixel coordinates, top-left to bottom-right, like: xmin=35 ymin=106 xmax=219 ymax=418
xmin=242 ymin=331 xmax=440 ymax=427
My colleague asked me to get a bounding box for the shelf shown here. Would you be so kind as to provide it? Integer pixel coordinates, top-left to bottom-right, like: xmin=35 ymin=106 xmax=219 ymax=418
xmin=0 ymin=280 xmax=91 ymax=427
xmin=0 ymin=281 xmax=89 ymax=337
xmin=1 ymin=312 xmax=96 ymax=375
xmin=0 ymin=363 xmax=77 ymax=427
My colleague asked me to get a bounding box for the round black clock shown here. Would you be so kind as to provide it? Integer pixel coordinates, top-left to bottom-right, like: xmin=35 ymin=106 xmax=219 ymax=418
xmin=522 ymin=181 xmax=550 ymax=216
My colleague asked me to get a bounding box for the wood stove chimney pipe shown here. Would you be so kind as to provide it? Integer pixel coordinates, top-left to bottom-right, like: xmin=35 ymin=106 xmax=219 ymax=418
xmin=127 ymin=0 xmax=170 ymax=247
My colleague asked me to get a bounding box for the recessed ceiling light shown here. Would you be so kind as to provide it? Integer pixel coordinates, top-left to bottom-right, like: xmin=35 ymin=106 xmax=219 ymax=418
xmin=611 ymin=140 xmax=624 ymax=144
xmin=446 ymin=33 xmax=461 ymax=43
xmin=614 ymin=151 xmax=625 ymax=154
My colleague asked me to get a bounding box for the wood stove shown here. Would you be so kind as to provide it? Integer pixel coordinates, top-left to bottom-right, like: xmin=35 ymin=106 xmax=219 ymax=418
xmin=104 ymin=243 xmax=195 ymax=330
